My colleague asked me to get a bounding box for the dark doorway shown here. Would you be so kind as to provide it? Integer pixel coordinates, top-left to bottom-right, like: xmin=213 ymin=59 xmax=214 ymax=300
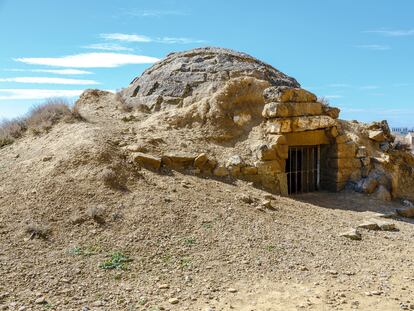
xmin=286 ymin=146 xmax=319 ymax=195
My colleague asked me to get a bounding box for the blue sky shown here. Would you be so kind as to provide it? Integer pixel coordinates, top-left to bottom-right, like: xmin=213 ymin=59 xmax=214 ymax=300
xmin=0 ymin=0 xmax=413 ymax=126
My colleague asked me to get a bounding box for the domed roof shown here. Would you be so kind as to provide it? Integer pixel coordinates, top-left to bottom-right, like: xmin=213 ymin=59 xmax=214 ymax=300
xmin=121 ymin=47 xmax=300 ymax=112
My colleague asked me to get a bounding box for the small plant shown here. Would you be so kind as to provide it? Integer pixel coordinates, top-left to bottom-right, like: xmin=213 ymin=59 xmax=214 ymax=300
xmin=318 ymin=96 xmax=330 ymax=106
xmin=25 ymin=223 xmax=50 ymax=239
xmin=202 ymin=222 xmax=212 ymax=229
xmin=266 ymin=245 xmax=276 ymax=252
xmin=68 ymin=246 xmax=82 ymax=256
xmin=138 ymin=297 xmax=148 ymax=306
xmin=179 ymin=257 xmax=192 ymax=269
xmin=183 ymin=236 xmax=197 ymax=246
xmin=99 ymin=252 xmax=132 ymax=270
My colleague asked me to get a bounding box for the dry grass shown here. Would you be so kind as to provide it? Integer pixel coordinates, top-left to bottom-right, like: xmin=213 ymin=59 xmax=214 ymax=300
xmin=0 ymin=98 xmax=83 ymax=147
xmin=318 ymin=96 xmax=330 ymax=106
xmin=86 ymin=205 xmax=106 ymax=224
xmin=25 ymin=223 xmax=51 ymax=239
xmin=0 ymin=118 xmax=27 ymax=147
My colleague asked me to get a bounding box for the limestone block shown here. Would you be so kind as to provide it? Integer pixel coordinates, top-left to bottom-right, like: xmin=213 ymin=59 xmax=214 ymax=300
xmin=267 ymin=116 xmax=336 ymax=134
xmin=194 ymin=153 xmax=208 ymax=169
xmin=255 ymin=144 xmax=277 ymax=160
xmin=292 ymin=116 xmax=336 ymax=132
xmin=329 ymin=158 xmax=361 ymax=169
xmin=369 ymin=130 xmax=386 ymax=142
xmin=263 ymin=86 xmax=317 ymax=103
xmin=262 ymin=101 xmax=323 ymax=118
xmin=241 ymin=166 xmax=258 ymax=175
xmin=323 ymin=106 xmax=340 ymax=119
xmin=273 ymin=144 xmax=289 ymax=159
xmin=256 ymin=160 xmax=285 ymax=176
xmin=276 ymin=173 xmax=288 ymax=196
xmin=336 ymin=135 xmax=349 ymax=144
xmin=213 ymin=166 xmax=229 ymax=177
xmin=259 ymin=175 xmax=280 ymax=193
xmin=134 ymin=152 xmax=161 ymax=170
xmin=330 ymin=126 xmax=339 ymax=138
xmin=284 ymin=130 xmax=330 ymax=146
xmin=331 ymin=142 xmax=356 ymax=158
xmin=162 ymin=154 xmax=195 ymax=169
xmin=266 ymin=119 xmax=291 ymax=134
xmin=268 ymin=134 xmax=287 ymax=145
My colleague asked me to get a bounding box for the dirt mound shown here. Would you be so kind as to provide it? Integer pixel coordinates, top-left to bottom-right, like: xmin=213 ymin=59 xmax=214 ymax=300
xmin=1 ymin=47 xmax=414 ymax=310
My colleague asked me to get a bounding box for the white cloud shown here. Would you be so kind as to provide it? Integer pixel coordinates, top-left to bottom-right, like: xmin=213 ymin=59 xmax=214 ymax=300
xmin=100 ymin=33 xmax=152 ymax=42
xmin=14 ymin=52 xmax=159 ymax=68
xmin=0 ymin=77 xmax=99 ymax=85
xmin=355 ymin=44 xmax=391 ymax=50
xmin=324 ymin=95 xmax=343 ymax=99
xmin=364 ymin=29 xmax=414 ymax=37
xmin=5 ymin=69 xmax=93 ymax=75
xmin=101 ymin=32 xmax=206 ymax=44
xmin=359 ymin=85 xmax=379 ymax=90
xmin=83 ymin=43 xmax=133 ymax=51
xmin=124 ymin=9 xmax=187 ymax=17
xmin=0 ymin=89 xmax=85 ymax=100
xmin=327 ymin=83 xmax=351 ymax=88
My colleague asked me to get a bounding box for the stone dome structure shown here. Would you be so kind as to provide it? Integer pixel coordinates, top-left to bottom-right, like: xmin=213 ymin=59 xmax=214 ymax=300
xmin=120 ymin=47 xmax=300 ymax=112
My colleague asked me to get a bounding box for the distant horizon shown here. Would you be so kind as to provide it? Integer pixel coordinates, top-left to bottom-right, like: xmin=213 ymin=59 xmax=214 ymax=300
xmin=1 ymin=0 xmax=414 ymax=127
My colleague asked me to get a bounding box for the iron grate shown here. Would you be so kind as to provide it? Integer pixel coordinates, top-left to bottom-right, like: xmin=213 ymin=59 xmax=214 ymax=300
xmin=286 ymin=146 xmax=320 ymax=195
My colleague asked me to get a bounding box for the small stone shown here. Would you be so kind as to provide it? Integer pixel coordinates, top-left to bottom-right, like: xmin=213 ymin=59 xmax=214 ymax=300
xmin=35 ymin=297 xmax=46 ymax=304
xmin=158 ymin=284 xmax=169 ymax=289
xmin=227 ymin=288 xmax=237 ymax=293
xmin=93 ymin=301 xmax=104 ymax=307
xmin=168 ymin=298 xmax=179 ymax=304
xmin=339 ymin=228 xmax=361 ymax=240
xmin=357 ymin=221 xmax=380 ymax=230
xmin=261 ymin=200 xmax=273 ymax=209
xmin=42 ymin=156 xmax=53 ymax=162
xmin=369 ymin=218 xmax=396 ymax=231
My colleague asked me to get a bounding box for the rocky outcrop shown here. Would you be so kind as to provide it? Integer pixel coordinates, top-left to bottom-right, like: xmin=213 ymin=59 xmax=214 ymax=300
xmin=120 ymin=47 xmax=299 ymax=112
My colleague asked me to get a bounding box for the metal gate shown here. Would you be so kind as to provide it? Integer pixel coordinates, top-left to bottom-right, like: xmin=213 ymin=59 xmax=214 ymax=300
xmin=286 ymin=146 xmax=320 ymax=195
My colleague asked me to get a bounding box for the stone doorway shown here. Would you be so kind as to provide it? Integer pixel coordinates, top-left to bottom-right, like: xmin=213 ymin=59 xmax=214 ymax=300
xmin=286 ymin=146 xmax=320 ymax=194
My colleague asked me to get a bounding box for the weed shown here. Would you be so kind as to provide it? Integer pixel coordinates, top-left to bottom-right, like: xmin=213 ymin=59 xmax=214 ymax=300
xmin=266 ymin=245 xmax=276 ymax=252
xmin=183 ymin=237 xmax=197 ymax=246
xmin=25 ymin=223 xmax=50 ymax=239
xmin=179 ymin=257 xmax=192 ymax=269
xmin=202 ymin=222 xmax=212 ymax=229
xmin=138 ymin=297 xmax=148 ymax=305
xmin=68 ymin=246 xmax=82 ymax=256
xmin=99 ymin=252 xmax=132 ymax=270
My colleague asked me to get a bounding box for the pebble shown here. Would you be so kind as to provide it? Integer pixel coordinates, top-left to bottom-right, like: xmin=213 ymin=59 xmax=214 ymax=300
xmin=169 ymin=298 xmax=179 ymax=304
xmin=227 ymin=288 xmax=237 ymax=293
xmin=158 ymin=283 xmax=170 ymax=289
xmin=35 ymin=297 xmax=46 ymax=304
